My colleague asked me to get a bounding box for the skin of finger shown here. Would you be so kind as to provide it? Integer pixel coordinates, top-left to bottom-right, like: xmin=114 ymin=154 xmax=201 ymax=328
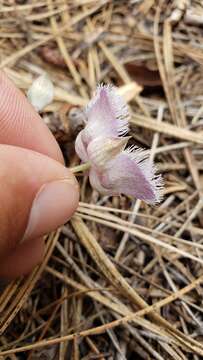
xmin=0 ymin=72 xmax=73 ymax=278
xmin=0 ymin=144 xmax=78 ymax=258
xmin=0 ymin=70 xmax=63 ymax=163
xmin=0 ymin=238 xmax=44 ymax=279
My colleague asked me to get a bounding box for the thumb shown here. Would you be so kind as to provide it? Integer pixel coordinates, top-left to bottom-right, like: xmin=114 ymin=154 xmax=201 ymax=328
xmin=0 ymin=144 xmax=79 ymax=258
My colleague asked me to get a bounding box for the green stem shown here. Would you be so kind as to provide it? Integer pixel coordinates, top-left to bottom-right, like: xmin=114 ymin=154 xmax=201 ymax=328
xmin=70 ymin=161 xmax=91 ymax=174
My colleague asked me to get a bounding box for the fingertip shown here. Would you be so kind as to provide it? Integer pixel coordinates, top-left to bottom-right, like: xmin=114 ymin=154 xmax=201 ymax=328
xmin=0 ymin=70 xmax=64 ymax=163
xmin=23 ymin=179 xmax=79 ymax=242
xmin=0 ymin=145 xmax=79 ymax=257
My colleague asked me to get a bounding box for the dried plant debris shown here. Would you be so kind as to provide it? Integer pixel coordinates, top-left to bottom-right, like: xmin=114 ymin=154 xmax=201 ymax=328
xmin=1 ymin=0 xmax=203 ymax=359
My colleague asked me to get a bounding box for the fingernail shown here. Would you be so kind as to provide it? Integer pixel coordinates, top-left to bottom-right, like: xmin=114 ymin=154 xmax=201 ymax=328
xmin=23 ymin=179 xmax=79 ymax=241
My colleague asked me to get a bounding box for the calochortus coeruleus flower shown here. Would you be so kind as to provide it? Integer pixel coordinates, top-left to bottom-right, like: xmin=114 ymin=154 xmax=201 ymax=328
xmin=75 ymin=85 xmax=163 ymax=204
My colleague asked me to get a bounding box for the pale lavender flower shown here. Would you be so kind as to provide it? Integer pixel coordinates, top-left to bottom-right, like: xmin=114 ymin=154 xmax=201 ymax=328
xmin=75 ymin=85 xmax=163 ymax=204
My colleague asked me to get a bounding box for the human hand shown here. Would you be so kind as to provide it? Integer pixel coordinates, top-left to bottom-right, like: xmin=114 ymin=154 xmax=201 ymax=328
xmin=0 ymin=71 xmax=79 ymax=279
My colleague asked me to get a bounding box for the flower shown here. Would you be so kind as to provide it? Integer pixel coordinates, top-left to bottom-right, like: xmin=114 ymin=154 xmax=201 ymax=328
xmin=27 ymin=73 xmax=54 ymax=111
xmin=75 ymin=85 xmax=163 ymax=204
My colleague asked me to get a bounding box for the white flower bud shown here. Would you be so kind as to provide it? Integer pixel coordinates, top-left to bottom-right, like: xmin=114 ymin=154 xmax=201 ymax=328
xmin=27 ymin=73 xmax=54 ymax=112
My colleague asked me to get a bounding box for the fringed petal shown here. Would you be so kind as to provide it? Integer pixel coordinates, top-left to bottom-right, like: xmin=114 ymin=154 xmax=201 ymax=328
xmin=85 ymin=84 xmax=129 ymax=140
xmin=75 ymin=130 xmax=89 ymax=162
xmin=75 ymin=83 xmax=163 ymax=204
xmin=89 ymin=168 xmax=112 ymax=195
xmin=101 ymin=149 xmax=163 ymax=204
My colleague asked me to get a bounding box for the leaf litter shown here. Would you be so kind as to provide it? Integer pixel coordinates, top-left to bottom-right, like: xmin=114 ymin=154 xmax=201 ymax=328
xmin=0 ymin=0 xmax=203 ymax=359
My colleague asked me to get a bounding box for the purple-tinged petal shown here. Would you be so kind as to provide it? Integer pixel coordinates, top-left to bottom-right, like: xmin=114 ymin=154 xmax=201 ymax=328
xmin=100 ymin=149 xmax=163 ymax=204
xmin=89 ymin=168 xmax=112 ymax=195
xmin=74 ymin=83 xmax=163 ymax=204
xmin=75 ymin=129 xmax=89 ymax=162
xmin=85 ymin=84 xmax=129 ymax=141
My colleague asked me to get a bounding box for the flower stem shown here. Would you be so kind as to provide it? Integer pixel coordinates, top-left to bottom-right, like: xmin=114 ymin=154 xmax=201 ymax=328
xmin=70 ymin=162 xmax=91 ymax=174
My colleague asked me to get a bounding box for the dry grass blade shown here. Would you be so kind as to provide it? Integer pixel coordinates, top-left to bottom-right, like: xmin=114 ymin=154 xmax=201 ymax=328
xmin=1 ymin=1 xmax=203 ymax=358
xmin=0 ymin=3 xmax=106 ymax=68
xmin=131 ymin=115 xmax=203 ymax=144
xmin=76 ymin=209 xmax=203 ymax=264
xmin=0 ymin=273 xmax=202 ymax=356
xmin=71 ymin=217 xmax=203 ymax=354
xmin=0 ymin=231 xmax=60 ymax=335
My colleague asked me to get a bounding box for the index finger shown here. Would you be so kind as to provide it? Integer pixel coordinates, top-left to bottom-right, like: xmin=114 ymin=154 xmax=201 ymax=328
xmin=0 ymin=71 xmax=63 ymax=162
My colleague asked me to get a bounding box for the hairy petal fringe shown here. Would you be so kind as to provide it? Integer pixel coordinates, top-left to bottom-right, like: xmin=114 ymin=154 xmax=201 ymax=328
xmin=85 ymin=84 xmax=129 ymax=139
xmin=75 ymin=83 xmax=163 ymax=204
